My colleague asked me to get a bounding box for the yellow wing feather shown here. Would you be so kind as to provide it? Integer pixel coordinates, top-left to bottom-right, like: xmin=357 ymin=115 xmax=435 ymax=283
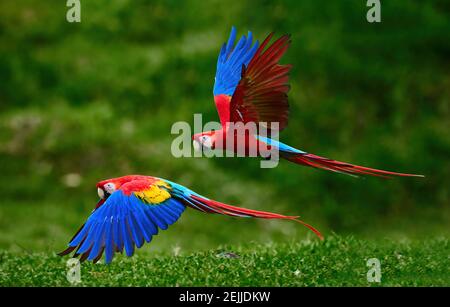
xmin=134 ymin=180 xmax=172 ymax=205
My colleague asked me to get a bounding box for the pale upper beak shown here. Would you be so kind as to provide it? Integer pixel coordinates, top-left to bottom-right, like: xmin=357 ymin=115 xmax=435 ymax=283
xmin=97 ymin=187 xmax=105 ymax=199
xmin=192 ymin=139 xmax=201 ymax=152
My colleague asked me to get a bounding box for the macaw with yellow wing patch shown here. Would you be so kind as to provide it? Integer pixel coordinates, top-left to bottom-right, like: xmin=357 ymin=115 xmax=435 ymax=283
xmin=59 ymin=175 xmax=322 ymax=264
xmin=192 ymin=27 xmax=423 ymax=178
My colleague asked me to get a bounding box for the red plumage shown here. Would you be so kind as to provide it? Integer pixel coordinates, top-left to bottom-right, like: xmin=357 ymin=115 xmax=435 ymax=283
xmin=214 ymin=94 xmax=232 ymax=126
xmin=285 ymin=153 xmax=424 ymax=178
xmin=59 ymin=174 xmax=323 ymax=263
xmin=230 ymin=33 xmax=291 ymax=130
xmin=193 ymin=28 xmax=423 ymax=179
xmin=190 ymin=195 xmax=323 ymax=239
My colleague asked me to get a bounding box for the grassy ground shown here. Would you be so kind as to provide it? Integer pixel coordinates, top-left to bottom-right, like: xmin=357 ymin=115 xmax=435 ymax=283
xmin=1 ymin=236 xmax=448 ymax=287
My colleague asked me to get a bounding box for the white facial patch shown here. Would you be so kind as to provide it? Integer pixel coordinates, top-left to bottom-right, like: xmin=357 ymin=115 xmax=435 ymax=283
xmin=201 ymin=135 xmax=212 ymax=149
xmin=104 ymin=182 xmax=116 ymax=194
xmin=97 ymin=187 xmax=105 ymax=199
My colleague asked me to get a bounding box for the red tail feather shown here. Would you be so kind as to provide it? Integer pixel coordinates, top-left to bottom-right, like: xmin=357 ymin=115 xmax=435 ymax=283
xmin=190 ymin=195 xmax=323 ymax=240
xmin=285 ymin=153 xmax=424 ymax=178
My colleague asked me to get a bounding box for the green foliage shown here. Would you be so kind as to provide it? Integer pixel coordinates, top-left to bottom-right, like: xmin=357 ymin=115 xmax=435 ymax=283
xmin=1 ymin=236 xmax=448 ymax=286
xmin=0 ymin=0 xmax=448 ymax=263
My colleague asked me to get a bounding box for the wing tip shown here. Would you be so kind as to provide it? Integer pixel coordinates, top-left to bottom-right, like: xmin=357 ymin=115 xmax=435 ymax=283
xmin=57 ymin=246 xmax=76 ymax=257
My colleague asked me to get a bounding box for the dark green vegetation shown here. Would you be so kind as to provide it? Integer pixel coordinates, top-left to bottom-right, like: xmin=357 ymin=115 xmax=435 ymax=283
xmin=0 ymin=1 xmax=448 ymax=286
xmin=1 ymin=236 xmax=448 ymax=286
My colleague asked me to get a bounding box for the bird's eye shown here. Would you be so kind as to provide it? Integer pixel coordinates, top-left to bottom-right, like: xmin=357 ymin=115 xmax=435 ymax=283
xmin=97 ymin=188 xmax=105 ymax=199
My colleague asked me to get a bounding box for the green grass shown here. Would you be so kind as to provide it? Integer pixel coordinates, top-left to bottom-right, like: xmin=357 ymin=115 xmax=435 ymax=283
xmin=1 ymin=236 xmax=448 ymax=286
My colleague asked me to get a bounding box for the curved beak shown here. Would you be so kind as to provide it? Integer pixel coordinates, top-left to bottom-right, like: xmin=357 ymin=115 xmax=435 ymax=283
xmin=192 ymin=139 xmax=201 ymax=152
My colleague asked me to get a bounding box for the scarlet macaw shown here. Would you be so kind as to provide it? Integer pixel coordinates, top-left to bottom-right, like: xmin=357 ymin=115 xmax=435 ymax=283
xmin=59 ymin=175 xmax=322 ymax=264
xmin=192 ymin=27 xmax=422 ymax=178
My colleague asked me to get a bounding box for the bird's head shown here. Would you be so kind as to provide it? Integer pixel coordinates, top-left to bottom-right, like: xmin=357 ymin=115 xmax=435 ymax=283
xmin=96 ymin=176 xmax=135 ymax=200
xmin=192 ymin=130 xmax=217 ymax=152
xmin=96 ymin=179 xmax=121 ymax=201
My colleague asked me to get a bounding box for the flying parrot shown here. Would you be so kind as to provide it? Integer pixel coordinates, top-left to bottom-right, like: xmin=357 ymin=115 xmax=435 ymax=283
xmin=192 ymin=27 xmax=423 ymax=178
xmin=59 ymin=175 xmax=322 ymax=264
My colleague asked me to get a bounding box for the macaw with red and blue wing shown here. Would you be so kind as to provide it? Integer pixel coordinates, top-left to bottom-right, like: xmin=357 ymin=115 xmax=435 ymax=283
xmin=192 ymin=27 xmax=423 ymax=178
xmin=59 ymin=175 xmax=321 ymax=264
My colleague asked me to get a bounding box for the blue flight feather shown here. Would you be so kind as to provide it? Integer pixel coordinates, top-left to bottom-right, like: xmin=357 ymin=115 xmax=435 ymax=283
xmin=163 ymin=199 xmax=185 ymax=217
xmin=213 ymin=26 xmax=259 ymax=96
xmin=127 ymin=197 xmax=145 ymax=246
xmin=104 ymin=221 xmax=114 ymax=263
xmin=69 ymin=220 xmax=92 ymax=246
xmin=88 ymin=221 xmax=106 ymax=260
xmin=113 ymin=216 xmax=123 ymax=251
xmin=153 ymin=205 xmax=176 ymax=225
xmin=127 ymin=214 xmax=143 ymax=248
xmin=146 ymin=207 xmax=169 ymax=230
xmin=122 ymin=218 xmax=134 ymax=257
xmin=132 ymin=205 xmax=153 ymax=242
xmin=159 ymin=203 xmax=179 ymax=221
xmin=130 ymin=213 xmax=147 ymax=245
xmin=77 ymin=221 xmax=101 ymax=254
xmin=142 ymin=210 xmax=161 ymax=234
xmin=63 ymin=188 xmax=187 ymax=263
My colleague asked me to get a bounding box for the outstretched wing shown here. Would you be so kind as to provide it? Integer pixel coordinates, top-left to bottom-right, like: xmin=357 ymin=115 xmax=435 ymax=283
xmin=213 ymin=27 xmax=259 ymax=125
xmin=230 ymin=33 xmax=292 ymax=131
xmin=58 ymin=179 xmax=185 ymax=264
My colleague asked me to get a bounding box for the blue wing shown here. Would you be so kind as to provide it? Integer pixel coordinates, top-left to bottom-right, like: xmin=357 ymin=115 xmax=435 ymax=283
xmin=213 ymin=26 xmax=259 ymax=96
xmin=61 ymin=189 xmax=186 ymax=264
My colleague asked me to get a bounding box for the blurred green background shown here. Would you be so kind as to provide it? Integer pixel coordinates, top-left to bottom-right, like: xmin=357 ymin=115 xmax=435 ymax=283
xmin=0 ymin=0 xmax=448 ymax=256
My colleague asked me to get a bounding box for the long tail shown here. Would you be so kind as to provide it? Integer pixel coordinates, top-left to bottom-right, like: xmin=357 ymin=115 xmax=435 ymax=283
xmin=183 ymin=194 xmax=323 ymax=240
xmin=255 ymin=136 xmax=423 ymax=178
xmin=283 ymin=152 xmax=424 ymax=179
